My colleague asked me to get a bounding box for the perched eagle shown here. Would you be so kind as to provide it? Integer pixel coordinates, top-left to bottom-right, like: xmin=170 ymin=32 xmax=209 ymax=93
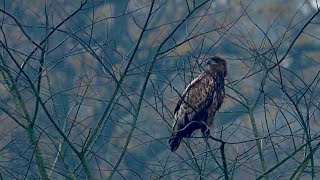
xmin=169 ymin=55 xmax=227 ymax=152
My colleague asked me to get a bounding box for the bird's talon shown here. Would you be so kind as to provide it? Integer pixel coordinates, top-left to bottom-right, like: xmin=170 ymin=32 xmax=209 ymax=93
xmin=204 ymin=128 xmax=210 ymax=137
xmin=201 ymin=123 xmax=211 ymax=137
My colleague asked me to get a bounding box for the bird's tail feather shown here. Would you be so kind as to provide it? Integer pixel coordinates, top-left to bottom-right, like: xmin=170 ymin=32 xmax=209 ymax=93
xmin=169 ymin=136 xmax=182 ymax=152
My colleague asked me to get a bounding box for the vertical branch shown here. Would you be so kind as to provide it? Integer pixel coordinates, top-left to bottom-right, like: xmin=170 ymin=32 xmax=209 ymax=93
xmin=26 ymin=128 xmax=49 ymax=179
xmin=220 ymin=142 xmax=228 ymax=180
xmin=0 ymin=54 xmax=49 ymax=179
xmin=107 ymin=1 xmax=156 ymax=179
xmin=248 ymin=107 xmax=268 ymax=179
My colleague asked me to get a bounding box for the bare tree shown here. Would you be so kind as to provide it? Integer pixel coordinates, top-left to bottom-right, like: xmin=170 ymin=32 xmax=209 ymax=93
xmin=0 ymin=0 xmax=320 ymax=179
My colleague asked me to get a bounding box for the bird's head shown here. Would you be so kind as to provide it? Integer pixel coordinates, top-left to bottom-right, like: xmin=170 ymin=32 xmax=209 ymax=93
xmin=204 ymin=55 xmax=227 ymax=77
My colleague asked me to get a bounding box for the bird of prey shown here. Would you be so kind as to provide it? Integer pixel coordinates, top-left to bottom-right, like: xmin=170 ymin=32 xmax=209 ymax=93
xmin=169 ymin=55 xmax=227 ymax=152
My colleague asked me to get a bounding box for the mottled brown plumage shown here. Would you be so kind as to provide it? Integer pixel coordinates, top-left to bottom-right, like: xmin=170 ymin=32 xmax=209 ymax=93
xmin=169 ymin=55 xmax=227 ymax=152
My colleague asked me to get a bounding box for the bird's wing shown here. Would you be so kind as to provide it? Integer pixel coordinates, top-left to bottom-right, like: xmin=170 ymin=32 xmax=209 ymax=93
xmin=174 ymin=74 xmax=202 ymax=115
xmin=173 ymin=73 xmax=216 ymax=134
